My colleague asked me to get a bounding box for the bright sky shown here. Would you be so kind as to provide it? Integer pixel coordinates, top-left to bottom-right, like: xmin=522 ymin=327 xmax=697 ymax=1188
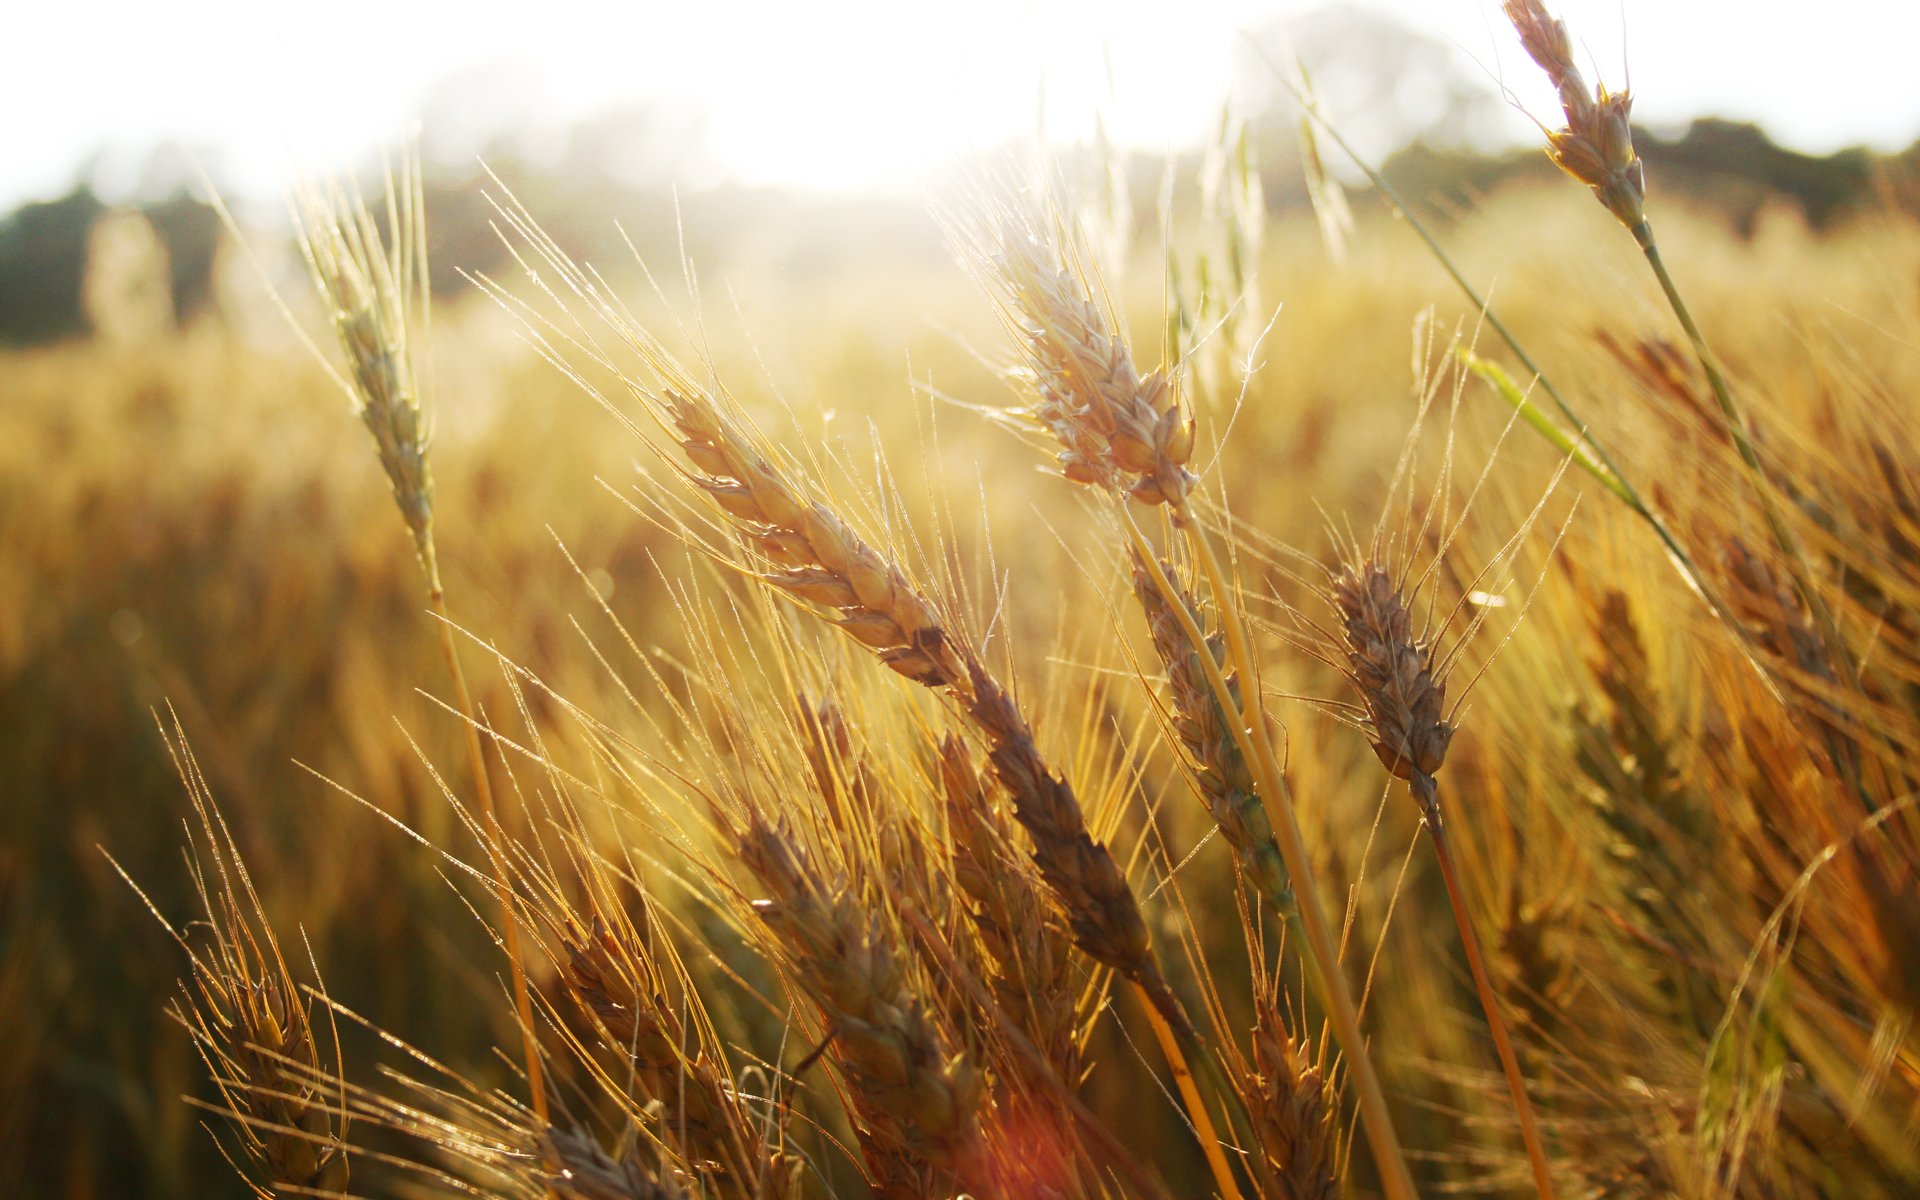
xmin=6 ymin=0 xmax=1917 ymax=207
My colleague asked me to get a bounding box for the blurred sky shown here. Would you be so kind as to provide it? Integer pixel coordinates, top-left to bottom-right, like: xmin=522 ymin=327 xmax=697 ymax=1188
xmin=8 ymin=0 xmax=1918 ymax=207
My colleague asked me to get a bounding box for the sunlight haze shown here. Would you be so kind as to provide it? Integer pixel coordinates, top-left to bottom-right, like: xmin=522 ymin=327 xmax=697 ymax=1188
xmin=8 ymin=0 xmax=1917 ymax=205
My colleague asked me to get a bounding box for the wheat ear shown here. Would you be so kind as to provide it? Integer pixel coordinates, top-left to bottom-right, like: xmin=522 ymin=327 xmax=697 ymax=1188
xmin=293 ymin=165 xmax=548 ymax=1123
xmin=1332 ymin=559 xmax=1555 ymax=1199
xmin=109 ymin=718 xmax=350 ymax=1197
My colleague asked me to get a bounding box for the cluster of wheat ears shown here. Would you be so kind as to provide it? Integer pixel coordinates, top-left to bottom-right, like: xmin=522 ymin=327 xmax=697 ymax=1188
xmin=116 ymin=4 xmax=1920 ymax=1198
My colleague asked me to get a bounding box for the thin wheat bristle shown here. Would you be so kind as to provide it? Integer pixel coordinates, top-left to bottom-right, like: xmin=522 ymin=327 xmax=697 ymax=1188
xmin=1132 ymin=553 xmax=1293 ymax=911
xmin=1332 ymin=560 xmax=1455 ymax=810
xmin=1502 ymin=0 xmax=1646 ymax=230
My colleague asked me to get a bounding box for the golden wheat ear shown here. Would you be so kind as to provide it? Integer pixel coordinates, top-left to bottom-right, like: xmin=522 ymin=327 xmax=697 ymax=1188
xmin=108 ymin=714 xmax=350 ymax=1198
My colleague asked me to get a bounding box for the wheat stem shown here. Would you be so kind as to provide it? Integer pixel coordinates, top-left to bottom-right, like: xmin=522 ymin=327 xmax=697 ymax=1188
xmin=429 ymin=588 xmax=548 ymax=1126
xmin=1136 ymin=980 xmax=1245 ymax=1200
xmin=1632 ymin=224 xmax=1859 ymax=705
xmin=1419 ymin=778 xmax=1554 ymax=1200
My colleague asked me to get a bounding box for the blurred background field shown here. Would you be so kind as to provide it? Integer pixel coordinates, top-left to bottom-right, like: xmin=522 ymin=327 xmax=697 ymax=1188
xmin=6 ymin=4 xmax=1920 ymax=1198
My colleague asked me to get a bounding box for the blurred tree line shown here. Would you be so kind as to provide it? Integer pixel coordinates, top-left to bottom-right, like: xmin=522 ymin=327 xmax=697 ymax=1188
xmin=4 ymin=2 xmax=1919 ymax=348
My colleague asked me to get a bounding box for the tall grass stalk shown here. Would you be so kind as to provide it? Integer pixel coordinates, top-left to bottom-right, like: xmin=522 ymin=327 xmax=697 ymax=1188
xmin=1500 ymin=0 xmax=1866 ymax=789
xmin=1129 ymin=517 xmax=1421 ymax=1200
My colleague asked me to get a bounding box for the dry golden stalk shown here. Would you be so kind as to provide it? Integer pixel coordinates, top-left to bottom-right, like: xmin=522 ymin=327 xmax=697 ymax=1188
xmin=968 ymin=197 xmax=1412 ymax=1200
xmin=1244 ymin=1002 xmax=1338 ymax=1200
xmin=736 ymin=819 xmax=986 ymax=1196
xmin=984 ymin=217 xmax=1197 ymax=506
xmin=538 ymin=1127 xmax=690 ymax=1200
xmin=1330 ymin=558 xmax=1556 ymax=1200
xmin=1502 ymin=0 xmax=1645 ymax=230
xmin=936 ymin=735 xmax=1082 ymax=1085
xmin=668 ymin=388 xmax=1175 ymax=1021
xmin=1132 ymin=553 xmax=1293 ymax=913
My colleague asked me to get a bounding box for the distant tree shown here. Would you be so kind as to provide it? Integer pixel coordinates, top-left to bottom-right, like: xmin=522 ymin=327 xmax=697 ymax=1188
xmin=0 ymin=187 xmax=103 ymax=345
xmin=144 ymin=191 xmax=222 ymax=324
xmin=1235 ymin=3 xmax=1507 ymax=181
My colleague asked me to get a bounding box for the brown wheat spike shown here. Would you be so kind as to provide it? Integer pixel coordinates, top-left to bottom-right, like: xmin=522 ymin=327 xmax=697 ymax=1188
xmin=556 ymin=909 xmax=741 ymax=1174
xmin=975 ymin=205 xmax=1197 ymax=506
xmin=663 ymin=382 xmax=1173 ymax=1019
xmin=735 ymin=818 xmax=987 ymax=1197
xmin=1503 ymin=0 xmax=1646 ymax=230
xmin=1331 ymin=559 xmax=1456 ymax=817
xmin=1131 ymin=551 xmax=1293 ymax=912
xmin=539 ymin=1127 xmax=691 ymax=1200
xmin=114 ymin=719 xmax=349 ymax=1197
xmin=1244 ymin=999 xmax=1338 ymax=1200
xmin=936 ymin=734 xmax=1082 ymax=1086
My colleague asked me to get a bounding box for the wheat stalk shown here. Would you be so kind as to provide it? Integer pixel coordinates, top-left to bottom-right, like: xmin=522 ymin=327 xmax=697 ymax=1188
xmin=1330 ymin=557 xmax=1556 ymax=1199
xmin=293 ymin=161 xmax=548 ymax=1124
xmin=966 ymin=190 xmax=1419 ymax=1200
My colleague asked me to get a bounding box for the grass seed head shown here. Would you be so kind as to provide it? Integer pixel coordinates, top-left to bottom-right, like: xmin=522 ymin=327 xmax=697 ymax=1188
xmin=1504 ymin=0 xmax=1647 ymax=230
xmin=294 ymin=174 xmax=439 ymax=583
xmin=1332 ymin=560 xmax=1455 ymax=810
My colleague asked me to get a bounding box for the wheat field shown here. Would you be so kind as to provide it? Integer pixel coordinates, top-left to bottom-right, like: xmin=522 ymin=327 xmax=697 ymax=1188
xmin=5 ymin=10 xmax=1920 ymax=1198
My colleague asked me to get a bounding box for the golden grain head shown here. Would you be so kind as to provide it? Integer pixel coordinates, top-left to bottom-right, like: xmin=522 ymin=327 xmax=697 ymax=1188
xmin=1332 ymin=560 xmax=1455 ymax=794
